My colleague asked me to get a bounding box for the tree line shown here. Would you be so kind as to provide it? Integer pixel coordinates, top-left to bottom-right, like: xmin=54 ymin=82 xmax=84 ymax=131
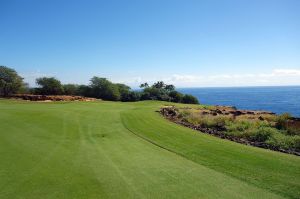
xmin=0 ymin=65 xmax=199 ymax=104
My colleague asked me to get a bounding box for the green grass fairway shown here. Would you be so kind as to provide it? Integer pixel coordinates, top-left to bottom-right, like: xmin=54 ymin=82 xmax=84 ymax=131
xmin=0 ymin=100 xmax=299 ymax=199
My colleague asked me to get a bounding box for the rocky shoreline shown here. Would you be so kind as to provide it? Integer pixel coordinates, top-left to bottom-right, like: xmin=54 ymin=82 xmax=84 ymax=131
xmin=160 ymin=106 xmax=300 ymax=156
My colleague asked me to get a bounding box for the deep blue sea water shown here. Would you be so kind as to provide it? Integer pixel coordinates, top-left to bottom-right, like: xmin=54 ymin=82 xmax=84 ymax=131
xmin=178 ymin=86 xmax=300 ymax=117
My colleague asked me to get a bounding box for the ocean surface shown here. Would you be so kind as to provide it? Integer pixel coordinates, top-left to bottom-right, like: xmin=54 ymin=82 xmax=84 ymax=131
xmin=178 ymin=86 xmax=300 ymax=117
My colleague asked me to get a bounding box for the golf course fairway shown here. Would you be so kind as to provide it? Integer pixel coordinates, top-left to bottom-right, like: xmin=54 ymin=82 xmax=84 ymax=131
xmin=0 ymin=100 xmax=299 ymax=199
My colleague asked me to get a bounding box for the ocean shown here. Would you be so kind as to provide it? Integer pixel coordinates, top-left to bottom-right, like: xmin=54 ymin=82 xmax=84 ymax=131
xmin=178 ymin=86 xmax=300 ymax=117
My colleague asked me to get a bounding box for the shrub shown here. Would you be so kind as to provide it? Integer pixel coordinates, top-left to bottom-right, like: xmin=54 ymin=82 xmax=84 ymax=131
xmin=140 ymin=92 xmax=151 ymax=100
xmin=36 ymin=77 xmax=64 ymax=95
xmin=18 ymin=82 xmax=30 ymax=94
xmin=178 ymin=109 xmax=192 ymax=118
xmin=76 ymin=85 xmax=92 ymax=97
xmin=0 ymin=66 xmax=24 ymax=96
xmin=244 ymin=126 xmax=276 ymax=142
xmin=225 ymin=120 xmax=273 ymax=140
xmin=266 ymin=132 xmax=296 ymax=150
xmin=89 ymin=77 xmax=121 ymax=101
xmin=226 ymin=120 xmax=251 ymax=133
xmin=287 ymin=128 xmax=300 ymax=136
xmin=158 ymin=94 xmax=171 ymax=102
xmin=275 ymin=113 xmax=292 ymax=129
xmin=184 ymin=114 xmax=232 ymax=128
xmin=208 ymin=116 xmax=232 ymax=128
xmin=185 ymin=113 xmax=201 ymax=125
xmin=175 ymin=106 xmax=299 ymax=152
xmin=63 ymin=84 xmax=79 ymax=95
xmin=169 ymin=91 xmax=183 ymax=103
xmin=182 ymin=94 xmax=199 ymax=104
xmin=121 ymin=91 xmax=140 ymax=102
xmin=294 ymin=136 xmax=300 ymax=151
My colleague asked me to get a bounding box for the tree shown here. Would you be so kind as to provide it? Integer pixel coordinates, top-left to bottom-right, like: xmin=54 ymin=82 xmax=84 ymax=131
xmin=140 ymin=91 xmax=151 ymax=100
xmin=169 ymin=90 xmax=183 ymax=102
xmin=139 ymin=82 xmax=149 ymax=88
xmin=19 ymin=82 xmax=30 ymax=94
xmin=120 ymin=91 xmax=141 ymax=102
xmin=139 ymin=81 xmax=195 ymax=103
xmin=116 ymin=83 xmax=134 ymax=101
xmin=182 ymin=94 xmax=199 ymax=104
xmin=36 ymin=77 xmax=64 ymax=95
xmin=76 ymin=85 xmax=91 ymax=97
xmin=63 ymin=84 xmax=78 ymax=95
xmin=165 ymin=84 xmax=175 ymax=92
xmin=0 ymin=66 xmax=24 ymax=96
xmin=153 ymin=81 xmax=165 ymax=89
xmin=142 ymin=87 xmax=160 ymax=100
xmin=90 ymin=77 xmax=120 ymax=101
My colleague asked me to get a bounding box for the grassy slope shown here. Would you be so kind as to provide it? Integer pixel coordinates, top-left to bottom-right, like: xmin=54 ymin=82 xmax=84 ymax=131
xmin=0 ymin=100 xmax=298 ymax=198
xmin=121 ymin=101 xmax=300 ymax=199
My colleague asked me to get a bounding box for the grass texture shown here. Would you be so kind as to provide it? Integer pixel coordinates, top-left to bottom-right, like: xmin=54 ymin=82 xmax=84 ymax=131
xmin=0 ymin=100 xmax=299 ymax=198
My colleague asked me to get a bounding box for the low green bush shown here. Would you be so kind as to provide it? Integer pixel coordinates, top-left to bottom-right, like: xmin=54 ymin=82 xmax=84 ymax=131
xmin=176 ymin=107 xmax=299 ymax=152
xmin=185 ymin=112 xmax=200 ymax=125
xmin=184 ymin=114 xmax=232 ymax=128
xmin=294 ymin=136 xmax=300 ymax=151
xmin=285 ymin=126 xmax=300 ymax=136
xmin=225 ymin=121 xmax=274 ymax=140
xmin=275 ymin=113 xmax=292 ymax=129
xmin=178 ymin=108 xmax=227 ymax=128
xmin=244 ymin=126 xmax=277 ymax=142
xmin=225 ymin=121 xmax=252 ymax=137
xmin=266 ymin=132 xmax=296 ymax=150
xmin=208 ymin=116 xmax=232 ymax=128
xmin=178 ymin=109 xmax=192 ymax=118
xmin=182 ymin=94 xmax=199 ymax=104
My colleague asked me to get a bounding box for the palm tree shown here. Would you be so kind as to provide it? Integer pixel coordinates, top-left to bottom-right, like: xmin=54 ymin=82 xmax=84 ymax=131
xmin=139 ymin=82 xmax=149 ymax=88
xmin=153 ymin=81 xmax=165 ymax=89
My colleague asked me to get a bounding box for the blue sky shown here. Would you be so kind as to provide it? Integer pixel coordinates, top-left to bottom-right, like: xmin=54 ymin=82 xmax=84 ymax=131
xmin=0 ymin=0 xmax=299 ymax=88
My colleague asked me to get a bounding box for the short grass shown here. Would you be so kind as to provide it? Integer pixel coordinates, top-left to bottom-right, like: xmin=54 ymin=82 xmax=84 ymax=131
xmin=0 ymin=99 xmax=299 ymax=199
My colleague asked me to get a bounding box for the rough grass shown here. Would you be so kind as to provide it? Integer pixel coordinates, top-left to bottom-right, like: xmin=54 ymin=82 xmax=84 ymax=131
xmin=0 ymin=100 xmax=299 ymax=198
xmin=176 ymin=107 xmax=300 ymax=152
